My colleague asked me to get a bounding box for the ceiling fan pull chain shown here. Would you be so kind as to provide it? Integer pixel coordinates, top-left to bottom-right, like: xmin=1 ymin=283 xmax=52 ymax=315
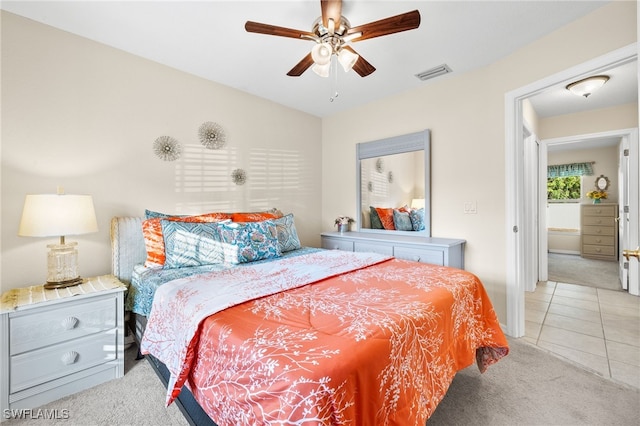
xmin=330 ymin=56 xmax=339 ymax=102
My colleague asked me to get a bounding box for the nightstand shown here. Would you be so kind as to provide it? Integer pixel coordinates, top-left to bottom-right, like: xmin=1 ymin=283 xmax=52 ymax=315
xmin=0 ymin=275 xmax=126 ymax=414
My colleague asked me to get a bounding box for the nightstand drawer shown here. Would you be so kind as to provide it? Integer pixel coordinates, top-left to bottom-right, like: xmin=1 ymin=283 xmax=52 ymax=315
xmin=582 ymin=205 xmax=616 ymax=217
xmin=393 ymin=246 xmax=444 ymax=265
xmin=10 ymin=331 xmax=117 ymax=393
xmin=10 ymin=296 xmax=117 ymax=355
xmin=582 ymin=216 xmax=615 ymax=226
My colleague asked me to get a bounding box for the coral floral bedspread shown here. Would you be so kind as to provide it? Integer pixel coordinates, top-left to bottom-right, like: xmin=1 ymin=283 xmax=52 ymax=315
xmin=141 ymin=250 xmax=508 ymax=426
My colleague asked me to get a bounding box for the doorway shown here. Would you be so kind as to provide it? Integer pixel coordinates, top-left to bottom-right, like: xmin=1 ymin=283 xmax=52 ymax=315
xmin=504 ymin=43 xmax=639 ymax=338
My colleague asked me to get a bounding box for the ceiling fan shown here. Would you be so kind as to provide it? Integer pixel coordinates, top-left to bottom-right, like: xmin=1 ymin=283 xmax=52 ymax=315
xmin=245 ymin=0 xmax=421 ymax=78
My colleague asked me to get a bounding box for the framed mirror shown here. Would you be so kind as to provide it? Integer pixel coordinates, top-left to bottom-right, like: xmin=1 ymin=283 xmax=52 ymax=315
xmin=356 ymin=129 xmax=431 ymax=236
xmin=595 ymin=174 xmax=610 ymax=190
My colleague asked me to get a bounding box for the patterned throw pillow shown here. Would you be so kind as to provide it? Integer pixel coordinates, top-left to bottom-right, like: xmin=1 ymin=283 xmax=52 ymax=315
xmin=215 ymin=220 xmax=281 ymax=264
xmin=161 ymin=221 xmax=225 ymax=268
xmin=393 ymin=209 xmax=413 ymax=231
xmin=231 ymin=212 xmax=280 ymax=222
xmin=375 ymin=207 xmax=396 ymax=230
xmin=141 ymin=213 xmax=232 ymax=267
xmin=409 ymin=208 xmax=426 ymax=231
xmin=369 ymin=206 xmax=384 ymax=229
xmin=274 ymin=213 xmax=301 ymax=252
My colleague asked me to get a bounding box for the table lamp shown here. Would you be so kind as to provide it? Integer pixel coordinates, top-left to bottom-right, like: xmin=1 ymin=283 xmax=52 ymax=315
xmin=411 ymin=198 xmax=425 ymax=209
xmin=18 ymin=191 xmax=98 ymax=289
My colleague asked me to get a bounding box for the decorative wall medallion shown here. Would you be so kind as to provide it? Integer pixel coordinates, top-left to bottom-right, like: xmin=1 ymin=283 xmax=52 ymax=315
xmin=198 ymin=121 xmax=226 ymax=149
xmin=231 ymin=169 xmax=246 ymax=185
xmin=367 ymin=181 xmax=373 ymax=192
xmin=375 ymin=158 xmax=384 ymax=173
xmin=388 ymin=171 xmax=394 ymax=183
xmin=153 ymin=136 xmax=182 ymax=161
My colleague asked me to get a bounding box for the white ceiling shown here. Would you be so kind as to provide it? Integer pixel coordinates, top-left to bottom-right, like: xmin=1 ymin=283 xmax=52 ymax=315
xmin=4 ymin=0 xmax=634 ymax=120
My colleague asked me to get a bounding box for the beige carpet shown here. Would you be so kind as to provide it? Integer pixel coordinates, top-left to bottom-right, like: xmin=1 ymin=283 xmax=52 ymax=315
xmin=4 ymin=339 xmax=639 ymax=425
xmin=548 ymin=253 xmax=621 ymax=291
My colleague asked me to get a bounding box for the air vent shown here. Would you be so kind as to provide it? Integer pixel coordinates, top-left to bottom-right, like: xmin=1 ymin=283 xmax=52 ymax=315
xmin=415 ymin=64 xmax=452 ymax=81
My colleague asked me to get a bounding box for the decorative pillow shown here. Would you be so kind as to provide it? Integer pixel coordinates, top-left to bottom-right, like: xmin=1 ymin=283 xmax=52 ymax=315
xmin=369 ymin=206 xmax=383 ymax=229
xmin=161 ymin=220 xmax=225 ymax=268
xmin=375 ymin=207 xmax=396 ymax=230
xmin=393 ymin=209 xmax=413 ymax=231
xmin=232 ymin=212 xmax=280 ymax=222
xmin=215 ymin=220 xmax=281 ymax=264
xmin=142 ymin=212 xmax=232 ymax=267
xmin=409 ymin=208 xmax=426 ymax=231
xmin=274 ymin=213 xmax=301 ymax=252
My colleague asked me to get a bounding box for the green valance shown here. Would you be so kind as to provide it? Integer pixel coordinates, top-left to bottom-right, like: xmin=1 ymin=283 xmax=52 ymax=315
xmin=547 ymin=162 xmax=594 ymax=178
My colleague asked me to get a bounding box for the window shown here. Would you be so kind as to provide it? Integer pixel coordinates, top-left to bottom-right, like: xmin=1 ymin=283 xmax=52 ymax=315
xmin=547 ymin=176 xmax=581 ymax=200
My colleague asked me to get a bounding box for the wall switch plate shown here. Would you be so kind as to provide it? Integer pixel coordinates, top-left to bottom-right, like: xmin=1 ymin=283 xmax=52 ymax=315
xmin=464 ymin=201 xmax=477 ymax=214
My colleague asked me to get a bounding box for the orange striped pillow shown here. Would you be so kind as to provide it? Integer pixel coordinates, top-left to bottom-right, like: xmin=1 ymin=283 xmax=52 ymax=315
xmin=375 ymin=207 xmax=396 ymax=230
xmin=142 ymin=213 xmax=231 ymax=267
xmin=231 ymin=212 xmax=281 ymax=222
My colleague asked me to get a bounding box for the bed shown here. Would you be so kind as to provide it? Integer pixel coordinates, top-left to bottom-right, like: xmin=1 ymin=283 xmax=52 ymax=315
xmin=110 ymin=212 xmax=508 ymax=426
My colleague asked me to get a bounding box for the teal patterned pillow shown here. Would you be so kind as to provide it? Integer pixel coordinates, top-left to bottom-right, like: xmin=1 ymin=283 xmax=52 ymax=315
xmin=216 ymin=220 xmax=281 ymax=264
xmin=161 ymin=220 xmax=225 ymax=268
xmin=409 ymin=208 xmax=425 ymax=231
xmin=274 ymin=213 xmax=301 ymax=252
xmin=393 ymin=209 xmax=413 ymax=231
xmin=370 ymin=206 xmax=384 ymax=229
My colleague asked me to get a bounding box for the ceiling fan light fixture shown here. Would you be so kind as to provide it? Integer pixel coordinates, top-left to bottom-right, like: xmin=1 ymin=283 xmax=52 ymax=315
xmin=312 ymin=62 xmax=331 ymax=78
xmin=566 ymin=75 xmax=609 ymax=98
xmin=338 ymin=48 xmax=358 ymax=72
xmin=311 ymin=42 xmax=333 ymax=65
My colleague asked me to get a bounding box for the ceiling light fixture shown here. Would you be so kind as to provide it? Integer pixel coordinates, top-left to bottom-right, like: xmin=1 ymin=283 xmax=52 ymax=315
xmin=566 ymin=75 xmax=610 ymax=98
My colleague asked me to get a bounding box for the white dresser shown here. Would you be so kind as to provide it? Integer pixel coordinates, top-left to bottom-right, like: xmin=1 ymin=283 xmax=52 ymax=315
xmin=1 ymin=275 xmax=126 ymax=415
xmin=580 ymin=203 xmax=618 ymax=261
xmin=321 ymin=231 xmax=465 ymax=269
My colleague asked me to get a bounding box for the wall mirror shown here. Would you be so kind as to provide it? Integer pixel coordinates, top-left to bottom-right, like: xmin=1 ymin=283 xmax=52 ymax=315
xmin=595 ymin=174 xmax=610 ymax=190
xmin=356 ymin=129 xmax=431 ymax=236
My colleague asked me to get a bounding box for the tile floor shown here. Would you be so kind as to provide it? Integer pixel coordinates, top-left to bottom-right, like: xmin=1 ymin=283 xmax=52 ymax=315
xmin=522 ymin=280 xmax=640 ymax=389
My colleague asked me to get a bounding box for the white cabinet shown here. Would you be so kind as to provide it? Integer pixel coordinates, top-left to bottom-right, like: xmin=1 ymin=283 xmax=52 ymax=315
xmin=321 ymin=231 xmax=465 ymax=269
xmin=1 ymin=276 xmax=126 ymax=415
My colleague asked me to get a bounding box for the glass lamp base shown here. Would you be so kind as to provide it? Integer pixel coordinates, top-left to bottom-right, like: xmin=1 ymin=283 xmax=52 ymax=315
xmin=46 ymin=241 xmax=82 ymax=289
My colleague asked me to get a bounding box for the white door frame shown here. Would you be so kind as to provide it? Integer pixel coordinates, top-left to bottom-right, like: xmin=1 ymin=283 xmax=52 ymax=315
xmin=504 ymin=43 xmax=637 ymax=337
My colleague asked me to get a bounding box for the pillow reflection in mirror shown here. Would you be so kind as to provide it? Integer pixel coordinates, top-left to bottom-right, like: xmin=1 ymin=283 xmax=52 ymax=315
xmin=370 ymin=206 xmax=383 ymax=229
xmin=393 ymin=209 xmax=413 ymax=231
xmin=410 ymin=208 xmax=425 ymax=231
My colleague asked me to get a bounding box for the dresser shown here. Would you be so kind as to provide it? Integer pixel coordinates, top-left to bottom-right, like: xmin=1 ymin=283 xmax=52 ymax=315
xmin=580 ymin=204 xmax=618 ymax=261
xmin=321 ymin=231 xmax=466 ymax=269
xmin=1 ymin=275 xmax=126 ymax=414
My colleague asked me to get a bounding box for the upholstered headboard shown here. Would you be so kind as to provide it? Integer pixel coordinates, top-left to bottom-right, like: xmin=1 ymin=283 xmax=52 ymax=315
xmin=110 ymin=217 xmax=146 ymax=284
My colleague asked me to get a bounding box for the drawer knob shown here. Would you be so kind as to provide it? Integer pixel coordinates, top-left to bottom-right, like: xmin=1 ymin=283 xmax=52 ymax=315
xmin=61 ymin=351 xmax=79 ymax=365
xmin=62 ymin=316 xmax=79 ymax=330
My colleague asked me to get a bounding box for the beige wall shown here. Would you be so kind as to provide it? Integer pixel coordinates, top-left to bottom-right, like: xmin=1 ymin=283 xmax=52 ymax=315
xmin=321 ymin=1 xmax=637 ymax=320
xmin=540 ymin=103 xmax=638 ymax=140
xmin=1 ymin=12 xmax=322 ymax=291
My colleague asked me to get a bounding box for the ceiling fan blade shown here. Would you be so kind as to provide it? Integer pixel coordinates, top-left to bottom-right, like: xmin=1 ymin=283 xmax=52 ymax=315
xmin=343 ymin=46 xmax=376 ymax=77
xmin=287 ymin=53 xmax=314 ymax=77
xmin=346 ymin=10 xmax=421 ymax=42
xmin=245 ymin=21 xmax=315 ymax=40
xmin=321 ymin=0 xmax=342 ymax=30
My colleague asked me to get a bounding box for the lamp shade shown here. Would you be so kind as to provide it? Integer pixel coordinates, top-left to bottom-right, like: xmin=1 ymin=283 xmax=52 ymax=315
xmin=19 ymin=194 xmax=98 ymax=237
xmin=411 ymin=198 xmax=425 ymax=209
xmin=338 ymin=48 xmax=359 ymax=72
xmin=311 ymin=42 xmax=332 ymax=66
xmin=312 ymin=62 xmax=331 ymax=78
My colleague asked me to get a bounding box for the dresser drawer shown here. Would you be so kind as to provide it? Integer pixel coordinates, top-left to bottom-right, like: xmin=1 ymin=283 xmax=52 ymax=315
xmin=582 ymin=205 xmax=616 ymax=217
xmin=582 ymin=245 xmax=616 ymax=257
xmin=321 ymin=237 xmax=354 ymax=251
xmin=10 ymin=331 xmax=117 ymax=393
xmin=582 ymin=225 xmax=615 ymax=236
xmin=10 ymin=296 xmax=117 ymax=355
xmin=354 ymin=242 xmax=393 ymax=256
xmin=582 ymin=235 xmax=615 ymax=246
xmin=393 ymin=246 xmax=444 ymax=265
xmin=582 ymin=216 xmax=615 ymax=226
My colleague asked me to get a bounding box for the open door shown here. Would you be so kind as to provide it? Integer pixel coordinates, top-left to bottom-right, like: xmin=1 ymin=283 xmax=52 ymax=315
xmin=619 ymin=130 xmax=640 ymax=295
